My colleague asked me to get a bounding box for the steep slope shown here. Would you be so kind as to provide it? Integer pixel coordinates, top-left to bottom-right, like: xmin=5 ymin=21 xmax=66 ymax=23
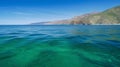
xmin=88 ymin=6 xmax=120 ymax=24
xmin=70 ymin=6 xmax=120 ymax=25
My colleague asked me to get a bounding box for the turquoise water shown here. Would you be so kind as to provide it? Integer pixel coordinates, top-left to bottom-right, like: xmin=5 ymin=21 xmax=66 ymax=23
xmin=0 ymin=25 xmax=120 ymax=67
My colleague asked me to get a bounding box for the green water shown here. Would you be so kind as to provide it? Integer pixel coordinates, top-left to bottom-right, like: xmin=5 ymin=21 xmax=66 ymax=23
xmin=0 ymin=25 xmax=120 ymax=67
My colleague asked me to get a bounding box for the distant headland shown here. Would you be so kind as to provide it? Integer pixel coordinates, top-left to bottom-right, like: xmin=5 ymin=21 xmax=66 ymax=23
xmin=31 ymin=5 xmax=120 ymax=25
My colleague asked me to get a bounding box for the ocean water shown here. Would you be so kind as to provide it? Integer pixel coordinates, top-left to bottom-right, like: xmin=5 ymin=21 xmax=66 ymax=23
xmin=0 ymin=25 xmax=120 ymax=67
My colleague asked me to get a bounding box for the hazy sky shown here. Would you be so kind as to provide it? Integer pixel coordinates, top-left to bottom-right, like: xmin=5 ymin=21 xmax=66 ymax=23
xmin=0 ymin=0 xmax=120 ymax=25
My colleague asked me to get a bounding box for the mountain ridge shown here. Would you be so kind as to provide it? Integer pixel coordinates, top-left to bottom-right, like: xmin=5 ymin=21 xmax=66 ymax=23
xmin=31 ymin=5 xmax=120 ymax=25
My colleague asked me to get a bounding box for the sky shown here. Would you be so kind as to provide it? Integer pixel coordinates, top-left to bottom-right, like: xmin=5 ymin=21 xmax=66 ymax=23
xmin=0 ymin=0 xmax=120 ymax=25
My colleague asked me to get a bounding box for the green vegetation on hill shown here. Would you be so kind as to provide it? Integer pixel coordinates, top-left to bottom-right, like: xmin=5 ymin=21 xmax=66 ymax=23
xmin=70 ymin=6 xmax=120 ymax=25
xmin=98 ymin=6 xmax=119 ymax=24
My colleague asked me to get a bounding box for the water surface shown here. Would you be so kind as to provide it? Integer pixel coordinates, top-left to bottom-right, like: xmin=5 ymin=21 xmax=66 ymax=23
xmin=0 ymin=25 xmax=120 ymax=67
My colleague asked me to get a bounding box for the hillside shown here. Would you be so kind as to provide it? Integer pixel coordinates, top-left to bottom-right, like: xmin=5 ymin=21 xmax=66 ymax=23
xmin=31 ymin=6 xmax=120 ymax=25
